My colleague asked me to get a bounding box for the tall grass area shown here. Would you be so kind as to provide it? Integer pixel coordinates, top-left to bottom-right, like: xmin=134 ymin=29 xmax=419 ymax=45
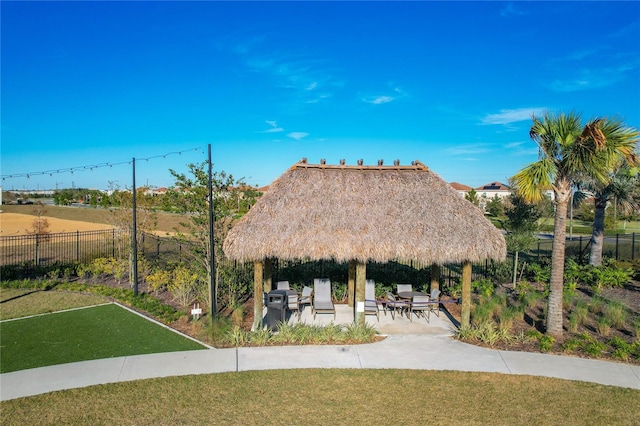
xmin=2 ymin=370 xmax=639 ymax=425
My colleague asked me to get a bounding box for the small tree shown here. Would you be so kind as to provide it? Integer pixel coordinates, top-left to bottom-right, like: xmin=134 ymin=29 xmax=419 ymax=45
xmin=500 ymin=192 xmax=540 ymax=287
xmin=26 ymin=202 xmax=51 ymax=237
xmin=165 ymin=162 xmax=257 ymax=313
xmin=465 ymin=188 xmax=480 ymax=207
xmin=486 ymin=195 xmax=505 ymax=217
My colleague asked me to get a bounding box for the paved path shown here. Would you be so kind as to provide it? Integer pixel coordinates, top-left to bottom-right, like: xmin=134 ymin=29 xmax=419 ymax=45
xmin=2 ymin=334 xmax=639 ymax=401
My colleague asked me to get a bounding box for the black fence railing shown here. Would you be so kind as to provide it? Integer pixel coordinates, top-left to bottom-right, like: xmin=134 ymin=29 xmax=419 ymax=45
xmin=0 ymin=229 xmax=129 ymax=267
xmin=2 ymin=230 xmax=638 ymax=289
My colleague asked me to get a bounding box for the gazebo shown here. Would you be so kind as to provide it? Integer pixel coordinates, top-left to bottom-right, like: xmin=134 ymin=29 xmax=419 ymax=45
xmin=223 ymin=159 xmax=506 ymax=328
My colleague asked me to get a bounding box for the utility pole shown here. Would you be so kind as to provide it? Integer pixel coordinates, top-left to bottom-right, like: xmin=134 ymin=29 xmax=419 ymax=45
xmin=131 ymin=158 xmax=139 ymax=296
xmin=208 ymin=144 xmax=216 ymax=320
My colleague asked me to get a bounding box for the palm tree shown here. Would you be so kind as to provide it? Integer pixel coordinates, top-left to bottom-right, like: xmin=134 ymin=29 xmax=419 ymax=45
xmin=577 ymin=164 xmax=639 ymax=266
xmin=513 ymin=112 xmax=638 ymax=337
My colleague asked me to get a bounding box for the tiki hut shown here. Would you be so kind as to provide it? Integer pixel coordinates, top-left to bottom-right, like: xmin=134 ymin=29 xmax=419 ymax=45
xmin=223 ymin=159 xmax=506 ymax=327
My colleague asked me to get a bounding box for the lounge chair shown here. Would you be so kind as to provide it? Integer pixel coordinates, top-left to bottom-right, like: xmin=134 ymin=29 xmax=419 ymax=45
xmin=276 ymin=281 xmax=290 ymax=290
xmin=313 ymin=278 xmax=335 ymax=319
xmin=409 ymin=295 xmax=431 ymax=323
xmin=364 ymin=279 xmax=380 ymax=320
xmin=299 ymin=286 xmax=313 ymax=313
xmin=386 ymin=291 xmax=408 ymax=320
xmin=429 ymin=288 xmax=441 ymax=318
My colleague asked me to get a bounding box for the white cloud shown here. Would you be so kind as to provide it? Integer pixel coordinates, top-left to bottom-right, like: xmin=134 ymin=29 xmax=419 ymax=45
xmin=481 ymin=107 xmax=547 ymax=125
xmin=504 ymin=141 xmax=525 ymax=149
xmin=444 ymin=144 xmax=490 ymax=155
xmin=287 ymin=132 xmax=309 ymax=141
xmin=260 ymin=120 xmax=284 ymax=133
xmin=549 ymin=65 xmax=635 ymax=92
xmin=306 ymin=82 xmax=318 ymax=91
xmin=363 ymin=95 xmax=394 ymax=105
xmin=500 ymin=3 xmax=526 ymax=17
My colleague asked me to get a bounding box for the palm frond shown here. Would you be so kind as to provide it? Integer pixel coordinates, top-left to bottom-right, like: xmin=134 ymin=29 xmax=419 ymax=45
xmin=512 ymin=159 xmax=554 ymax=203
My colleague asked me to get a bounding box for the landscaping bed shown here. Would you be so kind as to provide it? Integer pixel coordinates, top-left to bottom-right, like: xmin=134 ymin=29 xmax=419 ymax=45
xmin=456 ymin=280 xmax=640 ymax=365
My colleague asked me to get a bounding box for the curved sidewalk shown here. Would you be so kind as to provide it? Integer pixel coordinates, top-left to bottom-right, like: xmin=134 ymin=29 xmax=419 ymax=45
xmin=2 ymin=334 xmax=639 ymax=401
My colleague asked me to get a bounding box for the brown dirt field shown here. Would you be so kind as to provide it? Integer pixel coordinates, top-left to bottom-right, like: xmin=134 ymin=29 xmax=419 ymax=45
xmin=0 ymin=213 xmax=115 ymax=236
xmin=0 ymin=205 xmax=185 ymax=234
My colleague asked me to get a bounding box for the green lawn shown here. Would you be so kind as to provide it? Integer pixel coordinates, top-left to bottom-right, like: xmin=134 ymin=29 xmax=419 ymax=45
xmin=0 ymin=303 xmax=206 ymax=373
xmin=2 ymin=370 xmax=639 ymax=425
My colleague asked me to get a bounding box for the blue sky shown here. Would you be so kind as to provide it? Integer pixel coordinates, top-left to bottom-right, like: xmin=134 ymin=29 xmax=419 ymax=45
xmin=2 ymin=1 xmax=639 ymax=191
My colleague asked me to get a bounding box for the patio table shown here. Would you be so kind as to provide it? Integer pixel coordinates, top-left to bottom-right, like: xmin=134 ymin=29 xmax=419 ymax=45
xmin=397 ymin=291 xmax=428 ymax=300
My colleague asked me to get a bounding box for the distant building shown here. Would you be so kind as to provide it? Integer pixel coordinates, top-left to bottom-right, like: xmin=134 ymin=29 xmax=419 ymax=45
xmin=449 ymin=182 xmax=473 ymax=198
xmin=475 ymin=182 xmax=510 ymax=200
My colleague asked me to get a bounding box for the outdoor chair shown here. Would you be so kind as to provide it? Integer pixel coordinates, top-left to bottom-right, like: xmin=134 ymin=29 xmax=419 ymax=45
xmin=409 ymin=295 xmax=431 ymax=323
xmin=396 ymin=284 xmax=413 ymax=294
xmin=313 ymin=278 xmax=335 ymax=319
xmin=364 ymin=279 xmax=380 ymax=321
xmin=385 ymin=291 xmax=408 ymax=320
xmin=276 ymin=281 xmax=290 ymax=290
xmin=287 ymin=294 xmax=300 ymax=320
xmin=299 ymin=286 xmax=313 ymax=313
xmin=429 ymin=288 xmax=441 ymax=318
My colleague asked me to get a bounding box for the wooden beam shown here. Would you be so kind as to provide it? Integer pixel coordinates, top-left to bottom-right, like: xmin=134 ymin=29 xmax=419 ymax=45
xmin=430 ymin=264 xmax=440 ymax=292
xmin=253 ymin=261 xmax=264 ymax=330
xmin=348 ymin=260 xmax=356 ymax=307
xmin=264 ymin=258 xmax=273 ymax=293
xmin=354 ymin=262 xmax=366 ymax=324
xmin=461 ymin=261 xmax=472 ymax=328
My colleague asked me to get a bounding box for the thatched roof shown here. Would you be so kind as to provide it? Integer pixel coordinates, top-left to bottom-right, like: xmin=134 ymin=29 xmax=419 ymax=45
xmin=223 ymin=159 xmax=506 ymax=264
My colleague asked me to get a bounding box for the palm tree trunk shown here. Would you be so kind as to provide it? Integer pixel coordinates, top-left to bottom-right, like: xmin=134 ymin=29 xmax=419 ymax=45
xmin=547 ymin=186 xmax=570 ymax=337
xmin=589 ymin=195 xmax=607 ymax=266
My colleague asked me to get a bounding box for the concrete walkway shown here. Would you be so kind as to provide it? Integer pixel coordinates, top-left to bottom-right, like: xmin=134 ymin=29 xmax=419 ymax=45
xmin=2 ymin=333 xmax=639 ymax=401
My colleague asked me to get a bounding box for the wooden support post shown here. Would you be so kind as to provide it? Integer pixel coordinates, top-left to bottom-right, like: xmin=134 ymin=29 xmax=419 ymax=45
xmin=461 ymin=261 xmax=472 ymax=328
xmin=354 ymin=262 xmax=366 ymax=324
xmin=254 ymin=261 xmax=264 ymax=330
xmin=348 ymin=260 xmax=356 ymax=307
xmin=430 ymin=264 xmax=440 ymax=292
xmin=264 ymin=258 xmax=273 ymax=293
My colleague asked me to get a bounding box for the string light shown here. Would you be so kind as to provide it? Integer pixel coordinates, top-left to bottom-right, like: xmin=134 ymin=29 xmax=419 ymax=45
xmin=1 ymin=146 xmax=206 ymax=181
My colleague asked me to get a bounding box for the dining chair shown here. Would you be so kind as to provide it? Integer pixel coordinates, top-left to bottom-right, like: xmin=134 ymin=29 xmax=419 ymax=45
xmin=299 ymin=286 xmax=313 ymax=313
xmin=386 ymin=291 xmax=408 ymax=320
xmin=396 ymin=283 xmax=413 ymax=294
xmin=410 ymin=295 xmax=430 ymax=323
xmin=364 ymin=279 xmax=380 ymax=320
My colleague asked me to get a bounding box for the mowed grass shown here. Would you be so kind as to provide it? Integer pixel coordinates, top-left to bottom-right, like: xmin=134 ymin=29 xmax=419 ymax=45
xmin=2 ymin=369 xmax=639 ymax=425
xmin=0 ymin=303 xmax=206 ymax=373
xmin=0 ymin=288 xmax=110 ymax=320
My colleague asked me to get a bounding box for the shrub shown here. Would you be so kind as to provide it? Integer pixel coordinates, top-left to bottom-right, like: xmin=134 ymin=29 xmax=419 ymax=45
xmin=603 ymin=301 xmax=627 ymax=329
xmin=472 ymin=278 xmax=495 ymax=297
xmin=146 ymin=269 xmax=172 ymax=293
xmin=526 ymin=261 xmax=550 ymax=285
xmin=583 ymin=340 xmax=607 ymax=357
xmin=538 ymin=335 xmax=554 ymax=353
xmin=596 ymin=316 xmax=611 ymax=337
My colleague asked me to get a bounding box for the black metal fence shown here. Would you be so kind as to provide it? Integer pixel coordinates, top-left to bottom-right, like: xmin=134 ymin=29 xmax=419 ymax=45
xmin=2 ymin=230 xmax=638 ymax=290
xmin=527 ymin=233 xmax=639 ymax=263
xmin=0 ymin=229 xmax=129 ymax=267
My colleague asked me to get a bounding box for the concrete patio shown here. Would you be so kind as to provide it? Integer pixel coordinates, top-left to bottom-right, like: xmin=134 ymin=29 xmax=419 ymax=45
xmin=264 ymin=302 xmax=459 ymax=336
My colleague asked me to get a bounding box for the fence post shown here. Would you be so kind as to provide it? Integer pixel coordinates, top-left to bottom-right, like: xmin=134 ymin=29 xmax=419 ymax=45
xmin=633 ymin=233 xmax=636 ymax=261
xmin=156 ymin=237 xmax=160 ymax=258
xmin=76 ymin=230 xmax=80 ymax=262
xmin=578 ymin=236 xmax=582 ymax=256
xmin=35 ymin=233 xmax=40 ymax=266
xmin=615 ymin=233 xmax=619 ymax=260
xmin=112 ymin=229 xmax=115 ymax=258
